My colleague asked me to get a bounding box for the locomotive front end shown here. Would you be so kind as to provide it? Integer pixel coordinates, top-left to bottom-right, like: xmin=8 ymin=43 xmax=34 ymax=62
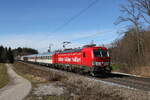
xmin=92 ymin=47 xmax=111 ymax=73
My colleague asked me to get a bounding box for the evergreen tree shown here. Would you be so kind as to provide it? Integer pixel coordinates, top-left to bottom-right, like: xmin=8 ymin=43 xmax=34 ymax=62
xmin=0 ymin=46 xmax=14 ymax=63
xmin=0 ymin=46 xmax=4 ymax=62
xmin=0 ymin=45 xmax=37 ymax=63
xmin=8 ymin=47 xmax=14 ymax=63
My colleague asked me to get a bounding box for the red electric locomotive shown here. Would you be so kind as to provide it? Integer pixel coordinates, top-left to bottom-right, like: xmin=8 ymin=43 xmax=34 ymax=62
xmin=20 ymin=45 xmax=111 ymax=76
xmin=53 ymin=45 xmax=111 ymax=75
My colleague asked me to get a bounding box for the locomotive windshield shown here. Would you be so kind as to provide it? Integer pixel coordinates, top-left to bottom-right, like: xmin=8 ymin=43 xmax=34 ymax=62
xmin=93 ymin=49 xmax=108 ymax=57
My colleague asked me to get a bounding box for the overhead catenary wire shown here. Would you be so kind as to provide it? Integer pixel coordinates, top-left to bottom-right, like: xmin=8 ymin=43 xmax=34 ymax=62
xmin=52 ymin=0 xmax=100 ymax=33
xmin=36 ymin=0 xmax=127 ymax=51
xmin=38 ymin=0 xmax=100 ymax=43
xmin=38 ymin=25 xmax=127 ymax=52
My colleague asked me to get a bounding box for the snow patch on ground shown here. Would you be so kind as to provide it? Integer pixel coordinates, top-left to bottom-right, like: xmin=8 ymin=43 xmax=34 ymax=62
xmin=112 ymin=72 xmax=142 ymax=77
xmin=33 ymin=83 xmax=64 ymax=96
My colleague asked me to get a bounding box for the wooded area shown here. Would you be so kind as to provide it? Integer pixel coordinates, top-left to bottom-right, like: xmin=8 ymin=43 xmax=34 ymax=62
xmin=110 ymin=0 xmax=150 ymax=71
xmin=0 ymin=46 xmax=14 ymax=63
xmin=12 ymin=47 xmax=38 ymax=57
xmin=0 ymin=46 xmax=38 ymax=63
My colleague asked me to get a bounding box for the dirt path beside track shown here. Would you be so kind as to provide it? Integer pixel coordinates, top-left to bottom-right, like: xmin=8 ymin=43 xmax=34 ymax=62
xmin=0 ymin=64 xmax=32 ymax=100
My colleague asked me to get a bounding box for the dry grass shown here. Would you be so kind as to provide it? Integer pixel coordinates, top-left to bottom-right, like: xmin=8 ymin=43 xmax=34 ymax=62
xmin=13 ymin=62 xmax=66 ymax=83
xmin=13 ymin=62 xmax=150 ymax=100
xmin=60 ymin=74 xmax=150 ymax=100
xmin=13 ymin=62 xmax=67 ymax=100
xmin=0 ymin=64 xmax=9 ymax=88
xmin=130 ymin=66 xmax=150 ymax=77
xmin=114 ymin=65 xmax=150 ymax=77
xmin=60 ymin=76 xmax=124 ymax=100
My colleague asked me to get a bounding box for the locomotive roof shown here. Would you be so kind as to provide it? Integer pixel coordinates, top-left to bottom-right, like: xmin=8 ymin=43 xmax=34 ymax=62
xmin=60 ymin=48 xmax=82 ymax=53
xmin=59 ymin=46 xmax=107 ymax=54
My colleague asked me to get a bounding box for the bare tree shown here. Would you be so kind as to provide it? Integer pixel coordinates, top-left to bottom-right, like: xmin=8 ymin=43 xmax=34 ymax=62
xmin=135 ymin=0 xmax=150 ymax=24
xmin=115 ymin=0 xmax=144 ymax=56
xmin=115 ymin=0 xmax=141 ymax=31
xmin=111 ymin=0 xmax=150 ymax=70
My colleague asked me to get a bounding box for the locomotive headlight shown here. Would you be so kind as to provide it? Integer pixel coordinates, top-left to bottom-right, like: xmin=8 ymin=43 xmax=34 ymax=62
xmin=92 ymin=61 xmax=96 ymax=65
xmin=97 ymin=62 xmax=102 ymax=65
xmin=107 ymin=52 xmax=110 ymax=57
xmin=93 ymin=62 xmax=102 ymax=66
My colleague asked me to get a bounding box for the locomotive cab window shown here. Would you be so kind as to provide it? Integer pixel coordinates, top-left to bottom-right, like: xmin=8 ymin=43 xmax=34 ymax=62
xmin=93 ymin=49 xmax=108 ymax=57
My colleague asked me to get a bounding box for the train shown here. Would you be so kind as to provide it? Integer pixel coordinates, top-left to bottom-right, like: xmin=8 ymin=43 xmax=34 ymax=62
xmin=19 ymin=45 xmax=112 ymax=76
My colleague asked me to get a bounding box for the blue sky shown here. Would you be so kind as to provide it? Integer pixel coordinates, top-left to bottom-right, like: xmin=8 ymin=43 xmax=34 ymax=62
xmin=0 ymin=0 xmax=127 ymax=52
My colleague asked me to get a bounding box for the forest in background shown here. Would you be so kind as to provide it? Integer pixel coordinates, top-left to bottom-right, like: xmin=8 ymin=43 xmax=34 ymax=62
xmin=0 ymin=46 xmax=38 ymax=63
xmin=12 ymin=47 xmax=38 ymax=57
xmin=110 ymin=0 xmax=150 ymax=72
xmin=0 ymin=46 xmax=14 ymax=63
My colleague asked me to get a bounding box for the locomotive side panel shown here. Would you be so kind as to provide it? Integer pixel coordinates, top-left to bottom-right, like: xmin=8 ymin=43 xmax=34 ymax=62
xmin=81 ymin=48 xmax=93 ymax=67
xmin=56 ymin=52 xmax=82 ymax=66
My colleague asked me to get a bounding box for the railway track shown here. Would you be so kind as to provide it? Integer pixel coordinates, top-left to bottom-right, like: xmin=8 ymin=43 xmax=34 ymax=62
xmin=99 ymin=75 xmax=150 ymax=91
xmin=18 ymin=62 xmax=150 ymax=92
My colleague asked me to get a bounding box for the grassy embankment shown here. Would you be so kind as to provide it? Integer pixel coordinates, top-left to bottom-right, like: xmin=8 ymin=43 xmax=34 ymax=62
xmin=0 ymin=64 xmax=9 ymax=88
xmin=111 ymin=64 xmax=123 ymax=71
xmin=13 ymin=62 xmax=64 ymax=84
xmin=13 ymin=62 xmax=123 ymax=100
xmin=13 ymin=62 xmax=66 ymax=100
xmin=13 ymin=62 xmax=149 ymax=100
xmin=112 ymin=64 xmax=150 ymax=77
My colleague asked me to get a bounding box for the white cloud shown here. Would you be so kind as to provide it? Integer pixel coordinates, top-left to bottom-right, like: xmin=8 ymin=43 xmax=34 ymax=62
xmin=0 ymin=28 xmax=121 ymax=53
